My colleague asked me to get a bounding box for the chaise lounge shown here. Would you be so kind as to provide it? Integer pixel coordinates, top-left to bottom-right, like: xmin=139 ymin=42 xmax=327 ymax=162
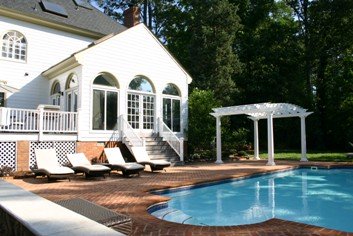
xmin=104 ymin=147 xmax=145 ymax=177
xmin=67 ymin=153 xmax=111 ymax=178
xmin=130 ymin=146 xmax=171 ymax=172
xmin=32 ymin=148 xmax=74 ymax=181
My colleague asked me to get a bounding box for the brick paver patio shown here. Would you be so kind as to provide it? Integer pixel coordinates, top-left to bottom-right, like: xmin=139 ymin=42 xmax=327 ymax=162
xmin=5 ymin=160 xmax=353 ymax=236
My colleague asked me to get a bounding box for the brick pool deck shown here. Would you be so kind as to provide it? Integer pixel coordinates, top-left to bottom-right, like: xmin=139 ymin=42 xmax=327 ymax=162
xmin=5 ymin=160 xmax=353 ymax=236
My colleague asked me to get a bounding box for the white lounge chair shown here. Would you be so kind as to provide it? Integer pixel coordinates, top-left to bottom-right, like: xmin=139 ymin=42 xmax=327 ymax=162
xmin=104 ymin=147 xmax=145 ymax=177
xmin=32 ymin=148 xmax=74 ymax=181
xmin=67 ymin=153 xmax=111 ymax=178
xmin=130 ymin=146 xmax=171 ymax=172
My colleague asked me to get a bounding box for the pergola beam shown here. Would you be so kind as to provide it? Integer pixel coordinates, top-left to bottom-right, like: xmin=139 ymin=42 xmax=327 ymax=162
xmin=211 ymin=103 xmax=312 ymax=165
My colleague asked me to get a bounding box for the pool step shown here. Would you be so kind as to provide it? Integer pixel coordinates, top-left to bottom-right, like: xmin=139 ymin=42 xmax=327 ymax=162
xmin=151 ymin=207 xmax=203 ymax=225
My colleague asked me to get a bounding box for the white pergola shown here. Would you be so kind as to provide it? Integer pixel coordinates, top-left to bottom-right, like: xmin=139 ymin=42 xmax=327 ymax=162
xmin=210 ymin=103 xmax=313 ymax=166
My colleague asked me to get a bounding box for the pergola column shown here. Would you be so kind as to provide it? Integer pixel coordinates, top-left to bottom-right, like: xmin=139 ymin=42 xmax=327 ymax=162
xmin=253 ymin=119 xmax=260 ymax=160
xmin=215 ymin=115 xmax=223 ymax=164
xmin=267 ymin=113 xmax=275 ymax=166
xmin=300 ymin=115 xmax=308 ymax=162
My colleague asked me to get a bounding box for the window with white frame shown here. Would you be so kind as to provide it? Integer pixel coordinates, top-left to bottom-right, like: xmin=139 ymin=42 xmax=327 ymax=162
xmin=127 ymin=76 xmax=155 ymax=130
xmin=162 ymin=83 xmax=181 ymax=132
xmin=65 ymin=73 xmax=78 ymax=112
xmin=1 ymin=31 xmax=27 ymax=61
xmin=50 ymin=81 xmax=61 ymax=106
xmin=92 ymin=74 xmax=118 ymax=130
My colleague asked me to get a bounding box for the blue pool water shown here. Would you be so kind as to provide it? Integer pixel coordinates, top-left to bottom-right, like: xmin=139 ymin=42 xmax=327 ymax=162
xmin=150 ymin=168 xmax=353 ymax=232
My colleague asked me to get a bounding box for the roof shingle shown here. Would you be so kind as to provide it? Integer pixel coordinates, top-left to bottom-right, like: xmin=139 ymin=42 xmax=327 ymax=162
xmin=0 ymin=0 xmax=126 ymax=37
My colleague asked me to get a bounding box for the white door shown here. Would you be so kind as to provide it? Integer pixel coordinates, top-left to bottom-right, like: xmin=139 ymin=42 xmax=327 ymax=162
xmin=127 ymin=93 xmax=155 ymax=132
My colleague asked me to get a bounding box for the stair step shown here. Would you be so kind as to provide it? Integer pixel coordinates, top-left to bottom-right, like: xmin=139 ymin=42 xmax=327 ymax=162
xmin=125 ymin=134 xmax=181 ymax=163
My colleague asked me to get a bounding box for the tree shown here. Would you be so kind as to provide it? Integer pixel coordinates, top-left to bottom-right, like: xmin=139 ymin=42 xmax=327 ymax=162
xmin=308 ymin=0 xmax=353 ymax=148
xmin=188 ymin=89 xmax=221 ymax=153
xmin=93 ymin=0 xmax=159 ymax=33
xmin=235 ymin=0 xmax=306 ymax=105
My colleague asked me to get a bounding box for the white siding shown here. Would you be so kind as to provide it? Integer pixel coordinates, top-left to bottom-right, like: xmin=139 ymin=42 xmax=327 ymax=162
xmin=0 ymin=16 xmax=93 ymax=108
xmin=78 ymin=24 xmax=189 ymax=141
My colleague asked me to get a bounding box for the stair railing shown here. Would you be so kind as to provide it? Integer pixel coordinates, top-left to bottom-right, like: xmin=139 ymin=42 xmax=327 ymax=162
xmin=120 ymin=115 xmax=144 ymax=147
xmin=158 ymin=117 xmax=184 ymax=161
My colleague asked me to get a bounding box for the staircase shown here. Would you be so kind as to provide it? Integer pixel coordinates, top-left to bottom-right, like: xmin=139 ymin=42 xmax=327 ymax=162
xmin=120 ymin=116 xmax=184 ymax=165
xmin=144 ymin=134 xmax=181 ymax=165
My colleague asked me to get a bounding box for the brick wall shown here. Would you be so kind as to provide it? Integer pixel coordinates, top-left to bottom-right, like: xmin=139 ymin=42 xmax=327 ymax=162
xmin=17 ymin=141 xmax=29 ymax=171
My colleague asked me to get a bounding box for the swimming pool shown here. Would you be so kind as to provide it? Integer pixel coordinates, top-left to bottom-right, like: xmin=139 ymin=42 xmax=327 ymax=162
xmin=149 ymin=168 xmax=353 ymax=232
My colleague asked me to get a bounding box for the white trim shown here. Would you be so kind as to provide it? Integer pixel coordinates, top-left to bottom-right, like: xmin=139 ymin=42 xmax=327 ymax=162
xmin=0 ymin=133 xmax=78 ymax=141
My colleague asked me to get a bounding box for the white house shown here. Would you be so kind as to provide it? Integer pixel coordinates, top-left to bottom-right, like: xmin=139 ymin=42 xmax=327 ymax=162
xmin=0 ymin=0 xmax=191 ymax=171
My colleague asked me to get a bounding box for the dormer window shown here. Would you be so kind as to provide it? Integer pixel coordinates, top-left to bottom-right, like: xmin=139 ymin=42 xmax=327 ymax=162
xmin=1 ymin=31 xmax=27 ymax=62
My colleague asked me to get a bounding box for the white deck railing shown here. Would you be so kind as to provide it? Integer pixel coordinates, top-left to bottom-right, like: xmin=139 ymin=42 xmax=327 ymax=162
xmin=158 ymin=118 xmax=184 ymax=161
xmin=120 ymin=115 xmax=144 ymax=147
xmin=0 ymin=107 xmax=78 ymax=133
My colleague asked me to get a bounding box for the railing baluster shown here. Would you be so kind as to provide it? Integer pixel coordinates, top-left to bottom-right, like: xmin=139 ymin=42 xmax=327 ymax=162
xmin=120 ymin=115 xmax=143 ymax=147
xmin=0 ymin=108 xmax=78 ymax=134
xmin=158 ymin=117 xmax=183 ymax=161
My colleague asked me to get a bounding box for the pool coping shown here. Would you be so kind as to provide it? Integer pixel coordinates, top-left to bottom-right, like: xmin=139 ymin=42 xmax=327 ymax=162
xmin=147 ymin=164 xmax=353 ymax=234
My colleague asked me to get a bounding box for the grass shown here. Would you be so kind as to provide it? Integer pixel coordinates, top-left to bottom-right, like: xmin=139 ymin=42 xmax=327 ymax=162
xmin=258 ymin=151 xmax=351 ymax=162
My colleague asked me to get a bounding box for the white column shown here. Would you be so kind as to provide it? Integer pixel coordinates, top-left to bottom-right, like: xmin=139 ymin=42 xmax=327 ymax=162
xmin=215 ymin=116 xmax=223 ymax=164
xmin=179 ymin=137 xmax=184 ymax=162
xmin=267 ymin=113 xmax=275 ymax=166
xmin=38 ymin=107 xmax=44 ymax=141
xmin=154 ymin=91 xmax=161 ymax=134
xmin=253 ymin=119 xmax=260 ymax=160
xmin=300 ymin=116 xmax=308 ymax=162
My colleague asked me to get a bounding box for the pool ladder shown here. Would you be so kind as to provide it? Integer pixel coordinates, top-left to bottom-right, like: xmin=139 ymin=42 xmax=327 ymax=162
xmin=162 ymin=209 xmax=205 ymax=225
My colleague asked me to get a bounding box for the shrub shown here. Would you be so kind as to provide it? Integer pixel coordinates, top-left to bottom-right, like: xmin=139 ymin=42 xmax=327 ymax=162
xmin=0 ymin=166 xmax=14 ymax=177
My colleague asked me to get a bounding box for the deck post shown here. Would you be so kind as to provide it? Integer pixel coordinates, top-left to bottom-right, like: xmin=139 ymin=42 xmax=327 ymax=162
xmin=215 ymin=115 xmax=223 ymax=164
xmin=253 ymin=119 xmax=260 ymax=160
xmin=300 ymin=115 xmax=308 ymax=162
xmin=38 ymin=107 xmax=44 ymax=141
xmin=266 ymin=113 xmax=275 ymax=166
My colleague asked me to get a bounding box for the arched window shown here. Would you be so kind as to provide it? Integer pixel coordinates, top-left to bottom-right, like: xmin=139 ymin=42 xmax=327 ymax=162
xmin=65 ymin=73 xmax=78 ymax=90
xmin=162 ymin=84 xmax=181 ymax=132
xmin=92 ymin=73 xmax=119 ymax=130
xmin=50 ymin=81 xmax=61 ymax=106
xmin=128 ymin=76 xmax=154 ymax=92
xmin=1 ymin=31 xmax=27 ymax=61
xmin=65 ymin=74 xmax=78 ymax=112
xmin=163 ymin=84 xmax=180 ymax=96
xmin=127 ymin=76 xmax=155 ymax=130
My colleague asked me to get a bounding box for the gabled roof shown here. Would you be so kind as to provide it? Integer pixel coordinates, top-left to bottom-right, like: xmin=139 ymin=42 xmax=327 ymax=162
xmin=42 ymin=24 xmax=193 ymax=84
xmin=0 ymin=0 xmax=126 ymax=38
xmin=211 ymin=103 xmax=312 ymax=119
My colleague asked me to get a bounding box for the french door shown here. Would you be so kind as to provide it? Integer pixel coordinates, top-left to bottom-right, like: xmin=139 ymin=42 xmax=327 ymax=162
xmin=127 ymin=93 xmax=155 ymax=130
xmin=66 ymin=90 xmax=78 ymax=112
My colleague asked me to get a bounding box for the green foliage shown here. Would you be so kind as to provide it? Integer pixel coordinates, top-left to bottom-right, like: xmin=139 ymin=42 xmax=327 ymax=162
xmin=223 ymin=127 xmax=250 ymax=152
xmin=94 ymin=0 xmax=353 ymax=152
xmin=259 ymin=151 xmax=349 ymax=162
xmin=186 ymin=0 xmax=242 ymax=105
xmin=188 ymin=89 xmax=220 ymax=153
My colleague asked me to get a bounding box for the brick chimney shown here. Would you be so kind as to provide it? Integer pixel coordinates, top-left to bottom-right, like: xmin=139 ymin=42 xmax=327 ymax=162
xmin=123 ymin=5 xmax=140 ymax=28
